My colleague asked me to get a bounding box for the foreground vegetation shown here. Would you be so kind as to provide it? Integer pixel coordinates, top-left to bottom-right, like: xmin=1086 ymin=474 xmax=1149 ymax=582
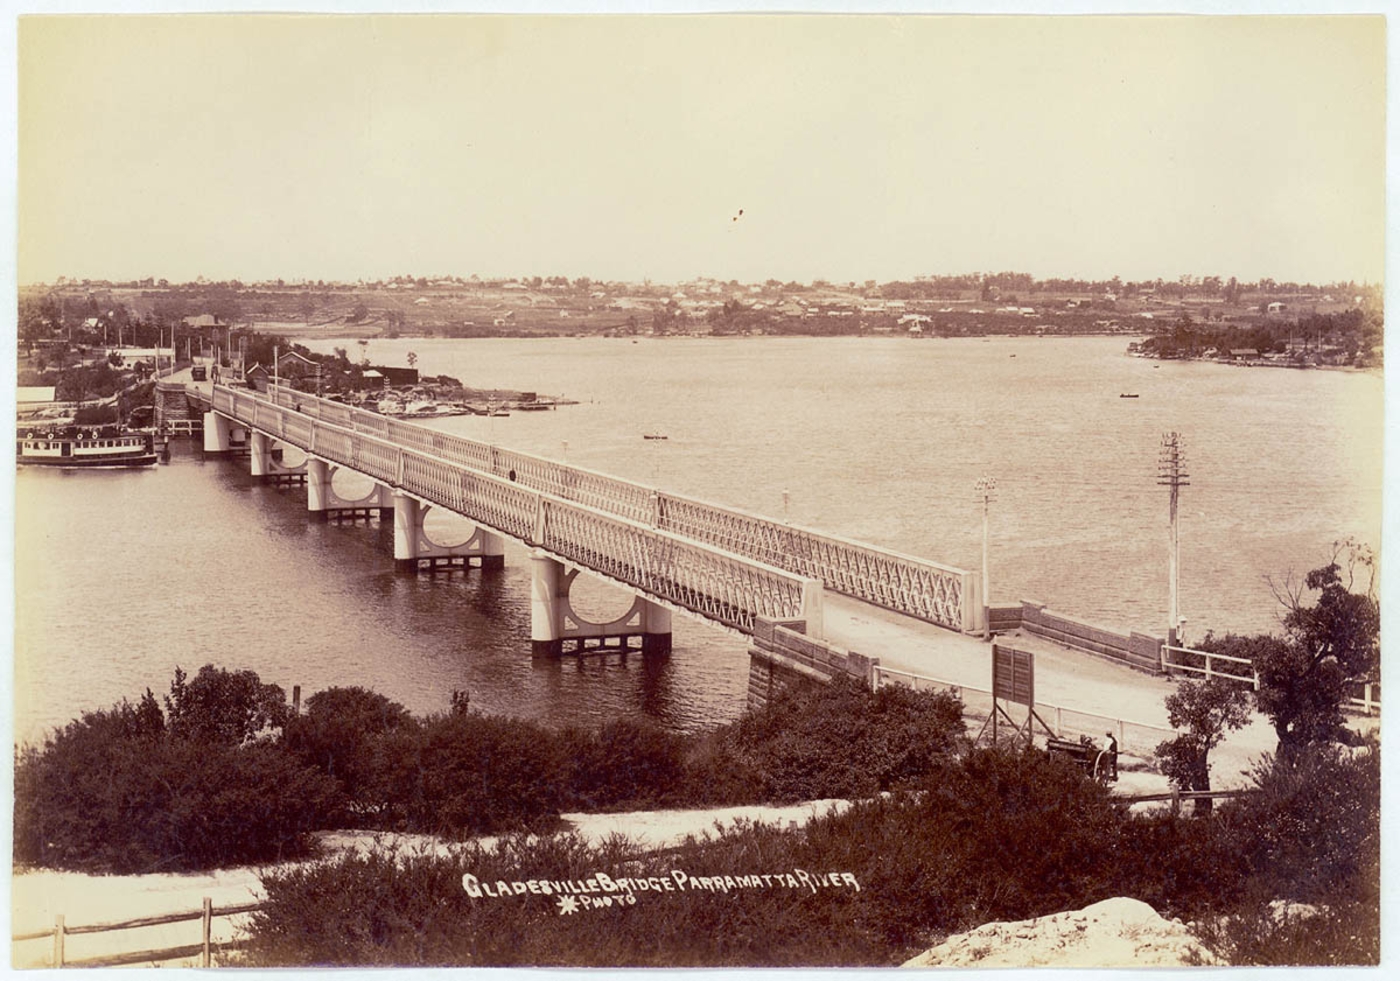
xmin=235 ymin=741 xmax=1378 ymax=967
xmin=12 ymin=668 xmax=961 ymax=873
xmin=13 ymin=654 xmax=1379 ymax=967
xmin=14 ymin=542 xmax=1380 ymax=965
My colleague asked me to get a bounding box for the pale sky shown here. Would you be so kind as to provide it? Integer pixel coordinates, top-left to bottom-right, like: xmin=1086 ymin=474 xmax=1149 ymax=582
xmin=15 ymin=12 xmax=1387 ymax=286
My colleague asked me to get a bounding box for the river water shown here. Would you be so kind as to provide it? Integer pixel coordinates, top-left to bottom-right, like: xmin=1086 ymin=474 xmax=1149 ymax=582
xmin=12 ymin=336 xmax=1382 ymax=744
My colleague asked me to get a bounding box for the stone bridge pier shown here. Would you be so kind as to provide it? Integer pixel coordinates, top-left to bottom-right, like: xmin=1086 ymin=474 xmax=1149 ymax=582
xmin=301 ymin=459 xmax=395 ymax=521
xmin=393 ymin=490 xmax=506 ymax=572
xmin=530 ymin=549 xmax=673 ymax=658
xmin=248 ymin=432 xmax=308 ymax=485
xmin=202 ymin=410 xmax=248 ymax=454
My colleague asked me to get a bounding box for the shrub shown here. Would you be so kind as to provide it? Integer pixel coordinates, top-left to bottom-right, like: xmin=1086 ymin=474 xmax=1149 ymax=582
xmin=282 ymin=686 xmax=417 ymax=820
xmin=702 ymin=678 xmax=965 ymax=803
xmin=1189 ymin=898 xmax=1380 ymax=966
xmin=561 ymin=717 xmax=688 ymax=811
xmin=14 ymin=712 xmax=340 ymax=873
xmin=241 ymin=750 xmax=1127 ymax=968
xmin=406 ymin=712 xmax=566 ymax=836
xmin=1219 ymin=742 xmax=1380 ymax=906
xmin=14 ymin=672 xmax=340 ymax=873
xmin=239 ymin=738 xmax=1381 ymax=968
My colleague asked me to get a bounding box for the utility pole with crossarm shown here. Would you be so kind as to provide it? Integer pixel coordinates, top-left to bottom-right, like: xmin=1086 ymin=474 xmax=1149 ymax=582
xmin=1158 ymin=432 xmax=1189 ymax=647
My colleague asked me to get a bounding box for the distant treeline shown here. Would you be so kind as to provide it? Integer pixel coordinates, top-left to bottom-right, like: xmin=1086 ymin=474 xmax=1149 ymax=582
xmin=1138 ymin=308 xmax=1380 ymax=364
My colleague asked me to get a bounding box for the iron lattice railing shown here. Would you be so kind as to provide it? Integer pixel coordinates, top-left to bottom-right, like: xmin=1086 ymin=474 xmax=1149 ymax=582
xmin=255 ymin=385 xmax=976 ymax=631
xmin=214 ymin=386 xmax=812 ymax=634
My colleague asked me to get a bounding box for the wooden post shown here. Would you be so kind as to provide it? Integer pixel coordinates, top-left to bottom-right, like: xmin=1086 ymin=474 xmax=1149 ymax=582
xmin=292 ymin=685 xmax=301 ymax=716
xmin=202 ymin=897 xmax=213 ymax=967
xmin=1054 ymin=705 xmax=1063 ymax=737
xmin=54 ymin=914 xmax=65 ymax=968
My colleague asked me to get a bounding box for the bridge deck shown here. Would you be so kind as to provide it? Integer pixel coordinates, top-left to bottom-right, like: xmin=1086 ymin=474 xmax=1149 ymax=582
xmin=211 ymin=385 xmax=817 ymax=637
xmin=236 ymin=383 xmax=979 ymax=633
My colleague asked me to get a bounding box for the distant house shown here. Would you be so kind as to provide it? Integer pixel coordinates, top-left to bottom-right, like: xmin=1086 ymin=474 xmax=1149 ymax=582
xmin=1229 ymin=348 xmax=1260 ymax=360
xmin=1266 ymin=301 xmax=1287 ymax=314
xmin=276 ymin=350 xmax=320 ymax=378
xmin=183 ymin=314 xmax=227 ymax=329
xmin=372 ymin=364 xmax=420 ymax=387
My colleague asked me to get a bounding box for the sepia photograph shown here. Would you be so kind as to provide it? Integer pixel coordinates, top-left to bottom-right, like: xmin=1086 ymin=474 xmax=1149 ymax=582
xmin=6 ymin=3 xmax=1389 ymax=972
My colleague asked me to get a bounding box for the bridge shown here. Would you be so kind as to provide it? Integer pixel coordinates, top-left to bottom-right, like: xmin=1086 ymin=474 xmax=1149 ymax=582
xmin=199 ymin=383 xmax=980 ymax=657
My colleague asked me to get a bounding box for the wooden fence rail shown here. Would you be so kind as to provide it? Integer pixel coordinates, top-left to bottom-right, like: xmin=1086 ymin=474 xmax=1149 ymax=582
xmin=13 ymin=898 xmax=263 ymax=968
xmin=1160 ymin=645 xmax=1258 ymax=688
xmin=1164 ymin=646 xmax=1379 ymax=717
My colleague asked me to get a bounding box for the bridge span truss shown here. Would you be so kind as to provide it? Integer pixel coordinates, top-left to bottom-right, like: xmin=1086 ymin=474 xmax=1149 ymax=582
xmin=208 ymin=385 xmax=824 ymax=655
xmin=256 ymin=383 xmax=981 ymax=633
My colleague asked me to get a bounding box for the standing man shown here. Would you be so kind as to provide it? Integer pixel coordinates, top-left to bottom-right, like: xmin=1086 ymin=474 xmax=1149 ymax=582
xmin=1103 ymin=731 xmax=1119 ymax=781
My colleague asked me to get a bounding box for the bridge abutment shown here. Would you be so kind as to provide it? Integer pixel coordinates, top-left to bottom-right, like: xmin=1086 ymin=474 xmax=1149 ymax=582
xmin=202 ymin=411 xmax=233 ymax=454
xmin=530 ymin=549 xmax=672 ymax=657
xmin=746 ymin=617 xmax=879 ymax=709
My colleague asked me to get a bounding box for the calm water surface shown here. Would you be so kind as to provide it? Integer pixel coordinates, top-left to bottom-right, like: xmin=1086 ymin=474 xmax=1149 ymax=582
xmin=13 ymin=336 xmax=1382 ymax=744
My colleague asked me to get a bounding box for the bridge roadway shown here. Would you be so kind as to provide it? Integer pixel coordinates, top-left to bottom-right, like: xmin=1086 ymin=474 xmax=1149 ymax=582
xmin=241 ymin=383 xmax=980 ymax=632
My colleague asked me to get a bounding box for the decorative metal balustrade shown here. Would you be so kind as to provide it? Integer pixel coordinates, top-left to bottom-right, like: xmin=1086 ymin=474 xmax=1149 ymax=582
xmin=259 ymin=384 xmax=978 ymax=631
xmin=214 ymin=386 xmax=811 ymax=634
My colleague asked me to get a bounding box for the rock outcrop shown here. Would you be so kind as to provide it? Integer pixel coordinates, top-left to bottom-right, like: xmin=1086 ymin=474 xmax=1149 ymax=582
xmin=901 ymin=897 xmax=1219 ymax=968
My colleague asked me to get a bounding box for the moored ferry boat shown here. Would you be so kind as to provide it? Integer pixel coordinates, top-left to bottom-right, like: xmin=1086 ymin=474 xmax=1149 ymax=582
xmin=17 ymin=425 xmax=159 ymax=468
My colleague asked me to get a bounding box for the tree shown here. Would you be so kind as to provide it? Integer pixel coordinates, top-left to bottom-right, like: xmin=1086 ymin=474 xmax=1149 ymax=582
xmin=406 ymin=350 xmax=418 ymax=371
xmin=1256 ymin=541 xmax=1379 ymax=756
xmin=1154 ymin=677 xmax=1252 ymax=814
xmin=164 ymin=664 xmax=290 ymax=746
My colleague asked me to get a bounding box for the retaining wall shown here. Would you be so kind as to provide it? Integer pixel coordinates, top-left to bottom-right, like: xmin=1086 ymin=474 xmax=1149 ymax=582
xmin=747 ymin=617 xmax=879 ymax=709
xmin=154 ymin=382 xmax=196 ymax=424
xmin=1017 ymin=600 xmax=1164 ymax=674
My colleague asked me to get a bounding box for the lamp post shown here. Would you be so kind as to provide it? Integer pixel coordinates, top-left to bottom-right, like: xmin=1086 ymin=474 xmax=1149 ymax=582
xmin=975 ymin=475 xmax=997 ymax=637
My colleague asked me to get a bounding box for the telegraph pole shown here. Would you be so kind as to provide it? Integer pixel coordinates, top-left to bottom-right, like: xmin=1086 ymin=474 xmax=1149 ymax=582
xmin=1158 ymin=432 xmax=1189 ymax=647
xmin=976 ymin=475 xmax=997 ymax=637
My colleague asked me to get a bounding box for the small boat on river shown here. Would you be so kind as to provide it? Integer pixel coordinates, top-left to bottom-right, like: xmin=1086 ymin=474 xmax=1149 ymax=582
xmin=1119 ymin=393 xmax=1140 ymax=399
xmin=17 ymin=425 xmax=159 ymax=469
xmin=643 ymin=433 xmax=668 ymax=440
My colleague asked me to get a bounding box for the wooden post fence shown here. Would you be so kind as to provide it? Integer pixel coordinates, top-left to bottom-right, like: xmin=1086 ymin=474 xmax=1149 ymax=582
xmin=12 ymin=898 xmax=262 ymax=968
